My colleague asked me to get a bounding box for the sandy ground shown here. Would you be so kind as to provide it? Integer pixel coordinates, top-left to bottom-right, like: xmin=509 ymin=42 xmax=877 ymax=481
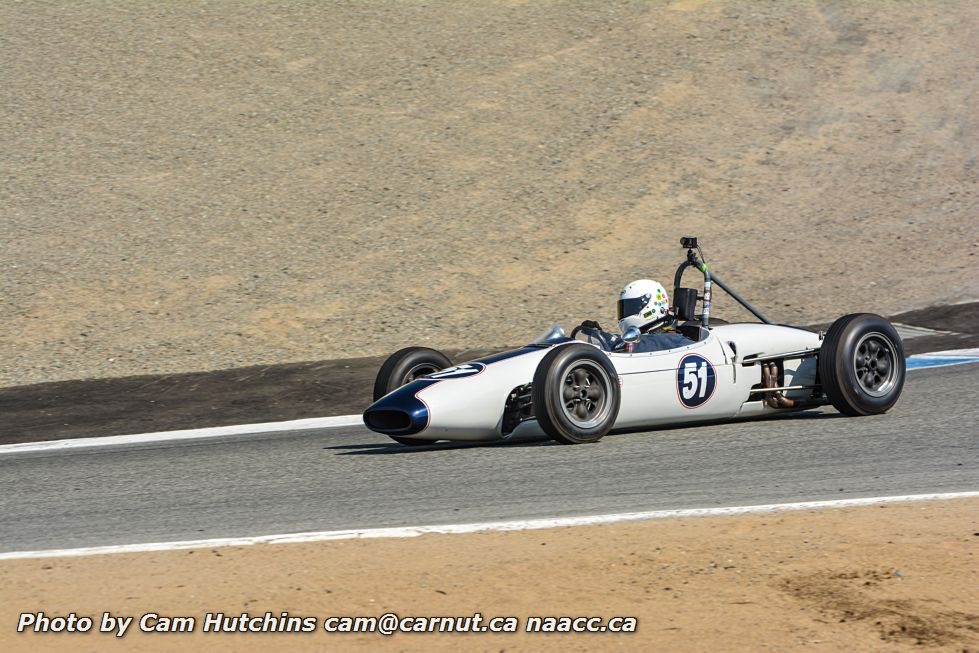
xmin=2 ymin=498 xmax=976 ymax=652
xmin=3 ymin=0 xmax=978 ymax=387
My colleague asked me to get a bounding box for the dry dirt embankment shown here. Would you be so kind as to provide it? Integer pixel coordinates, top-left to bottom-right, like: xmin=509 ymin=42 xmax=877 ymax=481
xmin=2 ymin=0 xmax=977 ymax=387
xmin=2 ymin=498 xmax=976 ymax=652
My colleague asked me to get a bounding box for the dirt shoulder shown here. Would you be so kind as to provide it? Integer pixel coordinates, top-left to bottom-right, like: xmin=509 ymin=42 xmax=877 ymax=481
xmin=0 ymin=346 xmax=497 ymax=444
xmin=2 ymin=498 xmax=976 ymax=652
xmin=3 ymin=0 xmax=978 ymax=388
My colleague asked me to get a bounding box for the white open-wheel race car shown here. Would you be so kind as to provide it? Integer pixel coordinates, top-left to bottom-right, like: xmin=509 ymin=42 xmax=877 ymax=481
xmin=363 ymin=237 xmax=906 ymax=445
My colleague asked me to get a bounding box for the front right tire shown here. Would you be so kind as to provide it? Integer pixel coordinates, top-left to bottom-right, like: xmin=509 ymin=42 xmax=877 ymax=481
xmin=818 ymin=313 xmax=905 ymax=416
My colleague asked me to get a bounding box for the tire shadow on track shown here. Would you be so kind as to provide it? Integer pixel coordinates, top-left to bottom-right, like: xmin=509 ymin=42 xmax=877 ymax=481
xmin=326 ymin=437 xmax=556 ymax=455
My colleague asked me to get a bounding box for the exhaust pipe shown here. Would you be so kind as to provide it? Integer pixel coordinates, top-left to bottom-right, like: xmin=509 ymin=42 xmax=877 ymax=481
xmin=762 ymin=362 xmax=797 ymax=408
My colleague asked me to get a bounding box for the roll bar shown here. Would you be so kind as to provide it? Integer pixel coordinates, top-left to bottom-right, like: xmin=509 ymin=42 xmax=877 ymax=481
xmin=673 ymin=242 xmax=772 ymax=327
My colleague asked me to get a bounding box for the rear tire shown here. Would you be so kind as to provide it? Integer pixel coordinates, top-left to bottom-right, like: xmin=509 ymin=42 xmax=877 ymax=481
xmin=532 ymin=344 xmax=621 ymax=444
xmin=373 ymin=347 xmax=452 ymax=445
xmin=818 ymin=313 xmax=905 ymax=416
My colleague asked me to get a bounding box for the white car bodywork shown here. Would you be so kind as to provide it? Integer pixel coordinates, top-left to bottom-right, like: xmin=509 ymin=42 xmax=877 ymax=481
xmin=364 ymin=323 xmax=822 ymax=442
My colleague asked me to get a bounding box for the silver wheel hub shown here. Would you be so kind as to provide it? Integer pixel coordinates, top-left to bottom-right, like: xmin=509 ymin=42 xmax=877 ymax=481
xmin=561 ymin=360 xmax=612 ymax=428
xmin=853 ymin=332 xmax=897 ymax=398
xmin=402 ymin=363 xmax=440 ymax=385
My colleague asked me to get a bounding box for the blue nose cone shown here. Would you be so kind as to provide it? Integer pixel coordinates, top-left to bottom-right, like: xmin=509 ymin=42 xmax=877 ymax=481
xmin=362 ymin=379 xmax=435 ymax=435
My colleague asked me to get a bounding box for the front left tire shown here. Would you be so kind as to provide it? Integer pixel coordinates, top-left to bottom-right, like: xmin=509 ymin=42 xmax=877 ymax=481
xmin=532 ymin=343 xmax=621 ymax=444
xmin=373 ymin=347 xmax=452 ymax=445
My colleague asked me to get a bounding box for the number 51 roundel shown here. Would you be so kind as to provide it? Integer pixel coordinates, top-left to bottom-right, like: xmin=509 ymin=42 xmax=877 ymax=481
xmin=676 ymin=353 xmax=716 ymax=408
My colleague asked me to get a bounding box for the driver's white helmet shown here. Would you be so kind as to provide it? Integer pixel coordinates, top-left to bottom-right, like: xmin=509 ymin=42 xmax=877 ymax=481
xmin=617 ymin=279 xmax=670 ymax=333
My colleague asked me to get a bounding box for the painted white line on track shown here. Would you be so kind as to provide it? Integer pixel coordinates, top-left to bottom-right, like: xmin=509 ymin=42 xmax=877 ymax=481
xmin=907 ymin=359 xmax=979 ymax=370
xmin=906 ymin=347 xmax=979 ymax=370
xmin=0 ymin=414 xmax=363 ymax=456
xmin=1 ymin=491 xmax=975 ymax=560
xmin=892 ymin=323 xmax=955 ymax=339
xmin=2 ymin=348 xmax=976 ymax=457
xmin=907 ymin=347 xmax=979 ymax=358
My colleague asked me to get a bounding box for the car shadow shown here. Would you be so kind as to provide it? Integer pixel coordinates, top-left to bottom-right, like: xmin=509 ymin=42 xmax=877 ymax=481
xmin=329 ymin=409 xmax=849 ymax=455
xmin=609 ymin=408 xmax=848 ymax=436
xmin=326 ymin=435 xmax=555 ymax=455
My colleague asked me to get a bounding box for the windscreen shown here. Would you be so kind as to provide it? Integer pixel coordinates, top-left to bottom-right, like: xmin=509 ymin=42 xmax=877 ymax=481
xmin=529 ymin=324 xmax=567 ymax=345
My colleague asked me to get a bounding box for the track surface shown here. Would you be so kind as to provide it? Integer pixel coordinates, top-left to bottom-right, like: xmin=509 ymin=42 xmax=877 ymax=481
xmin=1 ymin=365 xmax=976 ymax=554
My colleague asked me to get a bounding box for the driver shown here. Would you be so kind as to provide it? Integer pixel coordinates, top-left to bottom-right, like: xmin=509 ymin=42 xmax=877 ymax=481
xmin=614 ymin=279 xmax=692 ymax=352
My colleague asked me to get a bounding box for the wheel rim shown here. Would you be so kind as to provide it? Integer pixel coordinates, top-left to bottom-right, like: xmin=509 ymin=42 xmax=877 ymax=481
xmin=853 ymin=332 xmax=898 ymax=398
xmin=401 ymin=363 xmax=441 ymax=385
xmin=560 ymin=360 xmax=613 ymax=428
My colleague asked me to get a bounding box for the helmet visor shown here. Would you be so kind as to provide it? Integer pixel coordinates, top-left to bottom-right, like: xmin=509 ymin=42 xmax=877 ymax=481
xmin=617 ymin=294 xmax=651 ymax=321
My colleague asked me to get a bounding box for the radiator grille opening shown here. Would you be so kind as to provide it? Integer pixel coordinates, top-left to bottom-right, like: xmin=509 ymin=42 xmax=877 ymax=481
xmin=364 ymin=409 xmax=412 ymax=432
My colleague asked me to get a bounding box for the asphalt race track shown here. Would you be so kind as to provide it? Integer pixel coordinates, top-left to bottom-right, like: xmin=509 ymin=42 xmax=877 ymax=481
xmin=1 ymin=363 xmax=976 ymax=554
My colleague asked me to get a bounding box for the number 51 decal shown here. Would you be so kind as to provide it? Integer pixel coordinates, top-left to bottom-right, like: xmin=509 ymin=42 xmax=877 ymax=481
xmin=676 ymin=353 xmax=716 ymax=408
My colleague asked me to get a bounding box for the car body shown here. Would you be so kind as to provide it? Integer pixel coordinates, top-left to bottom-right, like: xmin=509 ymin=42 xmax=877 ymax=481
xmin=364 ymin=237 xmax=906 ymax=445
xmin=364 ymin=322 xmax=821 ymax=442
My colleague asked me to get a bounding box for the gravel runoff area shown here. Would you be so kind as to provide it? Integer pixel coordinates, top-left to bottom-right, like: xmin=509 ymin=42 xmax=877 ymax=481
xmin=2 ymin=498 xmax=976 ymax=652
xmin=3 ymin=0 xmax=978 ymax=388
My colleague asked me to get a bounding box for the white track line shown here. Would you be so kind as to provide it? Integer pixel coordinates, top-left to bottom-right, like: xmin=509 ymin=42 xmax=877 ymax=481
xmin=907 ymin=360 xmax=979 ymax=370
xmin=0 ymin=415 xmax=363 ymax=456
xmin=906 ymin=347 xmax=979 ymax=370
xmin=1 ymin=491 xmax=975 ymax=561
xmin=908 ymin=347 xmax=979 ymax=358
xmin=892 ymin=323 xmax=955 ymax=339
xmin=2 ymin=348 xmax=976 ymax=457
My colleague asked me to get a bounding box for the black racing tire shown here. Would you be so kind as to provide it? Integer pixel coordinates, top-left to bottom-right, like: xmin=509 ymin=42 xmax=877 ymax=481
xmin=532 ymin=343 xmax=621 ymax=444
xmin=818 ymin=313 xmax=905 ymax=416
xmin=373 ymin=347 xmax=452 ymax=446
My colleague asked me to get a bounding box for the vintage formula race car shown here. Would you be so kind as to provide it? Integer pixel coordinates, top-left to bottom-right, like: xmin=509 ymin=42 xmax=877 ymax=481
xmin=363 ymin=237 xmax=906 ymax=445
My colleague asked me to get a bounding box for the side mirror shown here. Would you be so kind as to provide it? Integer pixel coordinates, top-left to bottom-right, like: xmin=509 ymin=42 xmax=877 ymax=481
xmin=622 ymin=326 xmax=641 ymax=343
xmin=674 ymin=288 xmax=698 ymax=321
